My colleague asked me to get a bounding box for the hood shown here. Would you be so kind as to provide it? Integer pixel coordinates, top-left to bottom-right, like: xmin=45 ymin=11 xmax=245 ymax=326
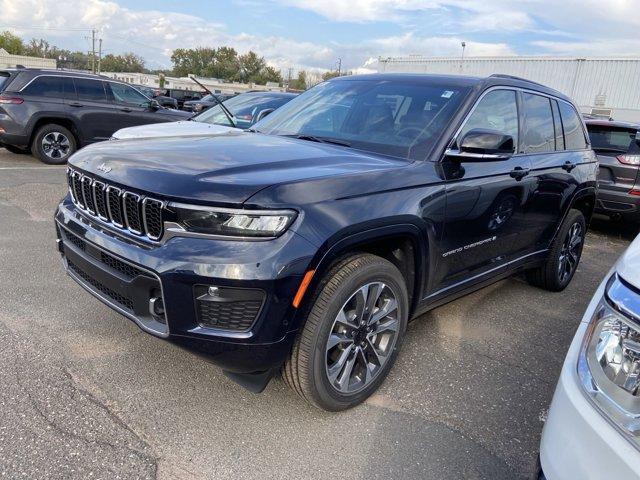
xmin=616 ymin=233 xmax=640 ymax=288
xmin=112 ymin=120 xmax=240 ymax=140
xmin=69 ymin=132 xmax=409 ymax=205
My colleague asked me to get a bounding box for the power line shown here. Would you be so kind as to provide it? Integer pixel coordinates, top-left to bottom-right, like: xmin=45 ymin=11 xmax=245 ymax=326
xmin=0 ymin=25 xmax=93 ymax=32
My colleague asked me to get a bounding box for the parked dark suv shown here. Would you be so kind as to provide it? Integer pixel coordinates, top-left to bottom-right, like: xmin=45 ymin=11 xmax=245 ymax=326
xmin=55 ymin=74 xmax=597 ymax=410
xmin=0 ymin=69 xmax=191 ymax=164
xmin=585 ymin=119 xmax=640 ymax=223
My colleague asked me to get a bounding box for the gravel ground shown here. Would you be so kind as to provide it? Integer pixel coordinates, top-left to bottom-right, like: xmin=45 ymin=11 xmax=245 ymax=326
xmin=0 ymin=147 xmax=637 ymax=479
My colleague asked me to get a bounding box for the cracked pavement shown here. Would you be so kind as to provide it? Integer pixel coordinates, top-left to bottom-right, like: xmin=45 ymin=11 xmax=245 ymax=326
xmin=0 ymin=148 xmax=637 ymax=479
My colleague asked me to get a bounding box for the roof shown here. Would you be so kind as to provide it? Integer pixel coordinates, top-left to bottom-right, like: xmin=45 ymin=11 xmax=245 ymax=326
xmin=585 ymin=119 xmax=640 ymax=130
xmin=331 ymin=72 xmax=571 ymax=102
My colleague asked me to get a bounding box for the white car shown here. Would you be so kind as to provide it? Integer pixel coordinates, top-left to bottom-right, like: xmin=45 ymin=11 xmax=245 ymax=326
xmin=111 ymin=120 xmax=241 ymax=141
xmin=540 ymin=233 xmax=640 ymax=479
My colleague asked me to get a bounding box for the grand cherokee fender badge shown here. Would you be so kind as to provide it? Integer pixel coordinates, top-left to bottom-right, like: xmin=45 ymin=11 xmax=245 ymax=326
xmin=442 ymin=236 xmax=497 ymax=258
xmin=97 ymin=163 xmax=112 ymax=173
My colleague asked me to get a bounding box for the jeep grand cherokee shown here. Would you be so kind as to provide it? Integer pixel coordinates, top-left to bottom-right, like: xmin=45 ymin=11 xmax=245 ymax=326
xmin=55 ymin=74 xmax=597 ymax=411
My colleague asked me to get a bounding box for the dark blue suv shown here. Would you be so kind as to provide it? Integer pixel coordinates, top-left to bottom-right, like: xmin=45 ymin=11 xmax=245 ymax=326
xmin=55 ymin=74 xmax=597 ymax=410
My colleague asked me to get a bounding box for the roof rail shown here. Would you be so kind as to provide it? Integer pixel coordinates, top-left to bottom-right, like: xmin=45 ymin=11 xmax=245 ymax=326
xmin=489 ymin=73 xmax=546 ymax=88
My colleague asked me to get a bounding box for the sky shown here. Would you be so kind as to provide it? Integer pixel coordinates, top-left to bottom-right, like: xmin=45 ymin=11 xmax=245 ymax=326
xmin=1 ymin=0 xmax=639 ymax=73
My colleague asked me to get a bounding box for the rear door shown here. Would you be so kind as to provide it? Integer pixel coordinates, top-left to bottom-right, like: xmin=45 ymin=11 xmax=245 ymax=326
xmin=18 ymin=74 xmax=75 ymax=128
xmin=587 ymin=122 xmax=639 ymax=195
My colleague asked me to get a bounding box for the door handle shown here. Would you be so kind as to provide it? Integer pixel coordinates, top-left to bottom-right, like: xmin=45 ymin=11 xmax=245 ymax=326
xmin=68 ymin=102 xmax=83 ymax=107
xmin=562 ymin=161 xmax=577 ymax=172
xmin=120 ymin=107 xmax=132 ymax=113
xmin=509 ymin=167 xmax=530 ymax=181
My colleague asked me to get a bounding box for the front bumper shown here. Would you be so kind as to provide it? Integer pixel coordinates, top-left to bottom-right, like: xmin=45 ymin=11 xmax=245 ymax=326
xmin=539 ymin=280 xmax=640 ymax=479
xmin=55 ymin=198 xmax=317 ymax=375
xmin=595 ymin=186 xmax=640 ymax=222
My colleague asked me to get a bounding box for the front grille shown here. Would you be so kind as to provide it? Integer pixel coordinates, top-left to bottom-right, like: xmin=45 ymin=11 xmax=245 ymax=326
xmin=62 ymin=229 xmax=86 ymax=251
xmin=100 ymin=251 xmax=148 ymax=279
xmin=67 ymin=259 xmax=134 ymax=311
xmin=67 ymin=167 xmax=164 ymax=241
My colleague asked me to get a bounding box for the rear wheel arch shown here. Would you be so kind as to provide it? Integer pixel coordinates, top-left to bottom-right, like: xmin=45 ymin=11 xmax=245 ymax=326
xmin=27 ymin=116 xmax=80 ymax=149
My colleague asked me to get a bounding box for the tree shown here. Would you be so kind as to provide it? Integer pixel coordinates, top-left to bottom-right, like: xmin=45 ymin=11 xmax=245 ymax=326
xmin=0 ymin=31 xmax=25 ymax=55
xmin=289 ymin=70 xmax=307 ymax=90
xmin=236 ymin=51 xmax=265 ymax=83
xmin=100 ymin=53 xmax=145 ymax=73
xmin=171 ymin=47 xmax=217 ymax=77
xmin=322 ymin=70 xmax=340 ymax=81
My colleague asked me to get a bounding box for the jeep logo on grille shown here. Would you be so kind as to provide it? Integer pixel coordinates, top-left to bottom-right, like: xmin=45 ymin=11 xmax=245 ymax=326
xmin=97 ymin=163 xmax=112 ymax=173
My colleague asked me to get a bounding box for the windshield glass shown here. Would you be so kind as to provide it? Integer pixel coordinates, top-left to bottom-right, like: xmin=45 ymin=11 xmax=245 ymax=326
xmin=194 ymin=93 xmax=293 ymax=128
xmin=255 ymin=79 xmax=470 ymax=160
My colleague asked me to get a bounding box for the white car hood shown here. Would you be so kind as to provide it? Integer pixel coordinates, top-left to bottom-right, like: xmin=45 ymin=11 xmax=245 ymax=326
xmin=616 ymin=233 xmax=640 ymax=288
xmin=112 ymin=121 xmax=241 ymax=140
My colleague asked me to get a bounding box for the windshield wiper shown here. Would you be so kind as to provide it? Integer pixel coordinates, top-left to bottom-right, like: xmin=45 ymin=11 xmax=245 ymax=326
xmin=286 ymin=134 xmax=351 ymax=147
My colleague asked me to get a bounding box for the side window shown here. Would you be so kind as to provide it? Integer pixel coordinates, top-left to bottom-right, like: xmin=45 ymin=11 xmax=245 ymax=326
xmin=558 ymin=101 xmax=588 ymax=150
xmin=458 ymin=89 xmax=518 ymax=147
xmin=521 ymin=93 xmax=555 ymax=153
xmin=107 ymin=83 xmax=149 ymax=106
xmin=74 ymin=79 xmax=107 ymax=103
xmin=551 ymin=100 xmax=564 ymax=150
xmin=22 ymin=76 xmax=74 ymax=99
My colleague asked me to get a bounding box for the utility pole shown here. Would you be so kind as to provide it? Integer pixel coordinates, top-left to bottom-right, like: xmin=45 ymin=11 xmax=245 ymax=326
xmin=91 ymin=29 xmax=96 ymax=73
xmin=460 ymin=41 xmax=466 ymax=73
xmin=337 ymin=58 xmax=342 ymax=76
xmin=97 ymin=38 xmax=102 ymax=74
xmin=287 ymin=67 xmax=293 ymax=89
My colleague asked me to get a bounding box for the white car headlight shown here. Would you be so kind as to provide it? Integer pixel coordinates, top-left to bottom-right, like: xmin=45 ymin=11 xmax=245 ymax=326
xmin=166 ymin=203 xmax=297 ymax=238
xmin=578 ymin=274 xmax=640 ymax=446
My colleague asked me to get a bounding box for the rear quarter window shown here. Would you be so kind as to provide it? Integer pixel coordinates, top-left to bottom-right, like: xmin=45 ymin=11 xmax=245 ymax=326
xmin=0 ymin=72 xmax=10 ymax=91
xmin=558 ymin=102 xmax=588 ymax=150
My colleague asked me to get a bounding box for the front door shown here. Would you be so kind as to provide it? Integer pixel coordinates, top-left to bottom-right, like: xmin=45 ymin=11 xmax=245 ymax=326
xmin=437 ymin=88 xmax=535 ymax=290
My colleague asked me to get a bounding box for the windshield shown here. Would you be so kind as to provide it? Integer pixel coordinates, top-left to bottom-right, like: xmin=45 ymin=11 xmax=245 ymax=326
xmin=255 ymin=79 xmax=470 ymax=160
xmin=193 ymin=93 xmax=293 ymax=128
xmin=587 ymin=125 xmax=639 ymax=154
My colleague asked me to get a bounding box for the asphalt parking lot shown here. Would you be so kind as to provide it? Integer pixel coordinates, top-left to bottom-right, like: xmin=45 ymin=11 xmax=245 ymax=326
xmin=0 ymin=147 xmax=637 ymax=480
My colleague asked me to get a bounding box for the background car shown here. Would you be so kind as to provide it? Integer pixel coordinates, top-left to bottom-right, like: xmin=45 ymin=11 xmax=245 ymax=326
xmin=0 ymin=69 xmax=191 ymax=164
xmin=585 ymin=119 xmax=640 ymax=223
xmin=133 ymin=84 xmax=179 ymax=109
xmin=112 ymin=90 xmax=297 ymax=140
xmin=182 ymin=92 xmax=236 ymax=113
xmin=154 ymin=88 xmax=205 ymax=109
xmin=539 ymin=232 xmax=640 ymax=479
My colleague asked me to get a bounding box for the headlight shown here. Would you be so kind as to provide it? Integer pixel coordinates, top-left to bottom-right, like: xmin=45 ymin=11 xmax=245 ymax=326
xmin=579 ymin=274 xmax=640 ymax=445
xmin=167 ymin=203 xmax=296 ymax=238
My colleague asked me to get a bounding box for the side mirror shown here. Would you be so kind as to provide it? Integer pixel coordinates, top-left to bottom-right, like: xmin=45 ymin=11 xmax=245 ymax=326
xmin=255 ymin=108 xmax=275 ymax=123
xmin=148 ymin=99 xmax=161 ymax=110
xmin=447 ymin=129 xmax=515 ymax=161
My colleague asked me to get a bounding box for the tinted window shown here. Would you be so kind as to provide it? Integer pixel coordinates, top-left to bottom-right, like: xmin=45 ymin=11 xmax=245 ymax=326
xmin=0 ymin=72 xmax=11 ymax=91
xmin=256 ymin=80 xmax=470 ymax=161
xmin=551 ymin=100 xmax=564 ymax=150
xmin=22 ymin=76 xmax=74 ymax=99
xmin=107 ymin=82 xmax=149 ymax=106
xmin=587 ymin=125 xmax=639 ymax=155
xmin=458 ymin=89 xmax=518 ymax=147
xmin=558 ymin=102 xmax=588 ymax=150
xmin=74 ymin=79 xmax=107 ymax=103
xmin=521 ymin=93 xmax=555 ymax=153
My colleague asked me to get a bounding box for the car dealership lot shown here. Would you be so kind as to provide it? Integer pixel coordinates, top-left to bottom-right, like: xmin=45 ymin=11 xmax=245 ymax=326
xmin=0 ymin=148 xmax=636 ymax=479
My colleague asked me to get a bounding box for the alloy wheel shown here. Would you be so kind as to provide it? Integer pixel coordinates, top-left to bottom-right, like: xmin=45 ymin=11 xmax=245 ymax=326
xmin=42 ymin=132 xmax=71 ymax=160
xmin=325 ymin=282 xmax=400 ymax=394
xmin=558 ymin=222 xmax=583 ymax=283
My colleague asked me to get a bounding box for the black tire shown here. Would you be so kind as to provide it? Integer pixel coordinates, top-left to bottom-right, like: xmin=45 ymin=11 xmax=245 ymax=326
xmin=283 ymin=253 xmax=409 ymax=411
xmin=526 ymin=209 xmax=586 ymax=291
xmin=31 ymin=124 xmax=77 ymax=165
xmin=3 ymin=144 xmax=30 ymax=155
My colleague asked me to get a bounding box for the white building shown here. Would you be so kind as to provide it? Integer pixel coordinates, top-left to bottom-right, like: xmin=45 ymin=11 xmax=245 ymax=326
xmin=377 ymin=56 xmax=640 ymax=122
xmin=0 ymin=48 xmax=57 ymax=69
xmin=101 ymin=72 xmax=284 ymax=94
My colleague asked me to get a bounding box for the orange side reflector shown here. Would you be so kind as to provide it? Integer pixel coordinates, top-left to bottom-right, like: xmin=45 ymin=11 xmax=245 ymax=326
xmin=292 ymin=270 xmax=315 ymax=308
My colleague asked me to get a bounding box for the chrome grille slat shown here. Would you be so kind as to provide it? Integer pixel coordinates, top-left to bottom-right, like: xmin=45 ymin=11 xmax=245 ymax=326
xmin=67 ymin=167 xmax=163 ymax=242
